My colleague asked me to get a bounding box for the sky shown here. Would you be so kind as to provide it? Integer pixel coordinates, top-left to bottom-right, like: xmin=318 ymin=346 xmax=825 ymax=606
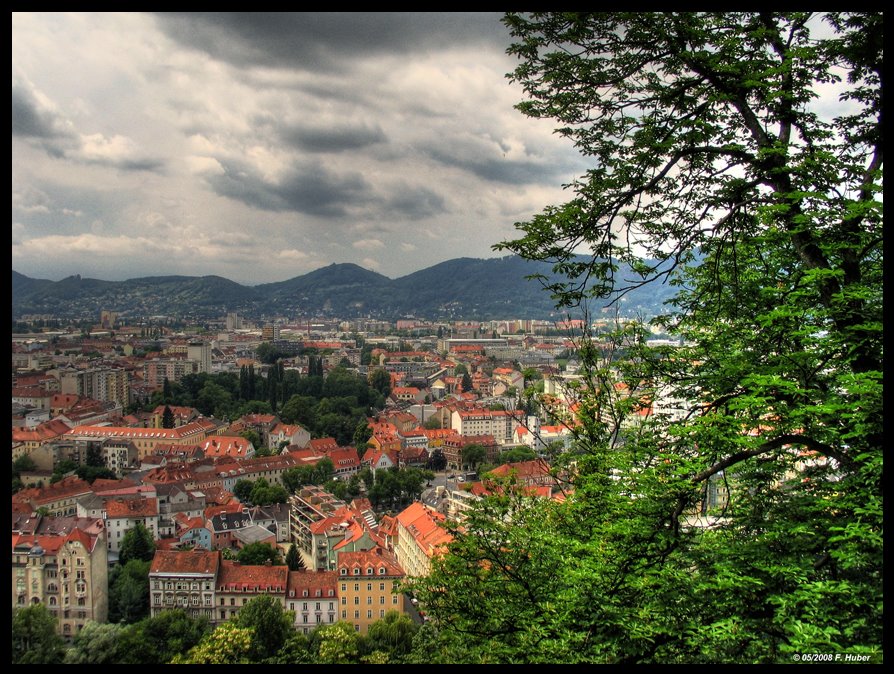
xmin=12 ymin=12 xmax=589 ymax=286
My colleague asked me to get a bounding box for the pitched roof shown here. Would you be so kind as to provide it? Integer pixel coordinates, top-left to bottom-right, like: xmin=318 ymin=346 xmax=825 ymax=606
xmin=150 ymin=549 xmax=220 ymax=576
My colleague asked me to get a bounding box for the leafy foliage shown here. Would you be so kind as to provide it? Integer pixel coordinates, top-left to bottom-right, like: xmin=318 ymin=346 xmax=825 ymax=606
xmin=12 ymin=603 xmax=66 ymax=664
xmin=409 ymin=11 xmax=883 ymax=664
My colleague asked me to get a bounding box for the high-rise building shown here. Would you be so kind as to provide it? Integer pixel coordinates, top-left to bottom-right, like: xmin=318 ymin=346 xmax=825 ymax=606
xmin=187 ymin=341 xmax=212 ymax=374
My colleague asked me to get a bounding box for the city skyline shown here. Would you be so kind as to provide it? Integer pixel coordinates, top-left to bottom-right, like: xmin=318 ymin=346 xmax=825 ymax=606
xmin=12 ymin=12 xmax=588 ymax=286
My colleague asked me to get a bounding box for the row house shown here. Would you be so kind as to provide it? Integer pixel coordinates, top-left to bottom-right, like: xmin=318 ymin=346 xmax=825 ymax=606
xmin=287 ymin=570 xmax=339 ymax=634
xmin=149 ymin=549 xmax=219 ymax=621
xmin=394 ymin=502 xmax=451 ymax=579
xmin=215 ymin=560 xmax=288 ymax=623
xmin=11 ymin=516 xmax=108 ymax=639
xmin=150 ymin=551 xmax=361 ymax=633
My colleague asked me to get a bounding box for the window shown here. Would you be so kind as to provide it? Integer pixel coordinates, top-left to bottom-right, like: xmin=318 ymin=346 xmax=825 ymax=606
xmin=367 ymin=610 xmax=372 ymax=619
xmin=341 ymin=597 xmax=346 ymax=605
xmin=367 ymin=596 xmax=372 ymax=605
xmin=341 ymin=610 xmax=346 ymax=619
xmin=340 ymin=583 xmax=346 ymax=592
xmin=354 ymin=583 xmax=359 ymax=591
xmin=380 ymin=609 xmax=385 ymax=618
xmin=354 ymin=597 xmax=359 ymax=605
xmin=354 ymin=610 xmax=359 ymax=619
xmin=379 ymin=582 xmax=385 ymax=591
xmin=393 ymin=596 xmax=398 ymax=604
xmin=367 ymin=583 xmax=372 ymax=591
xmin=303 ymin=602 xmax=307 ymax=611
xmin=315 ymin=602 xmax=320 ymax=611
xmin=380 ymin=596 xmax=385 ymax=605
xmin=230 ymin=598 xmax=235 ymax=606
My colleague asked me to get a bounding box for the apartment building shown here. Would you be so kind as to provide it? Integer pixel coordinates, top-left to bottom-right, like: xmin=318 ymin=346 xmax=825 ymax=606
xmin=336 ymin=547 xmax=406 ymax=634
xmin=11 ymin=515 xmax=108 ymax=638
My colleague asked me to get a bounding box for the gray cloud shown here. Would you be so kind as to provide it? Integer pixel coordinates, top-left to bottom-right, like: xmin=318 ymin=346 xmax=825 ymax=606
xmin=153 ymin=12 xmax=508 ymax=72
xmin=11 ymin=82 xmax=72 ymax=139
xmin=278 ymin=121 xmax=388 ymax=153
xmin=207 ymin=159 xmax=373 ymax=217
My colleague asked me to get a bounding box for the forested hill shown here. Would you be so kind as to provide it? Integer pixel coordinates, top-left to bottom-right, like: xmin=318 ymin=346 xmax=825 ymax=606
xmin=11 ymin=255 xmax=680 ymax=321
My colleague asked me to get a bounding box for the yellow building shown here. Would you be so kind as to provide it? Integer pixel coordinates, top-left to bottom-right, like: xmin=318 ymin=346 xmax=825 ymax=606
xmin=335 ymin=547 xmax=406 ymax=634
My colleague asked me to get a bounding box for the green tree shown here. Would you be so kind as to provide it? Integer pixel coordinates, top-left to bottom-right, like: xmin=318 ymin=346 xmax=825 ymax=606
xmin=114 ymin=608 xmax=211 ymax=665
xmin=365 ymin=610 xmax=419 ymax=663
xmin=460 ymin=372 xmax=473 ymax=393
xmin=161 ymin=405 xmax=175 ymax=429
xmin=118 ymin=521 xmax=156 ymax=565
xmin=236 ymin=542 xmax=283 ymax=566
xmin=171 ymin=622 xmax=255 ymax=664
xmin=233 ymin=594 xmax=295 ymax=661
xmin=285 ymin=543 xmax=304 ymax=571
xmin=12 ymin=603 xmax=66 ymax=664
xmin=233 ymin=478 xmax=254 ymax=503
xmin=368 ymin=367 xmax=392 ymax=398
xmin=415 ymin=11 xmax=882 ymax=664
xmin=63 ymin=621 xmax=127 ymax=664
xmin=108 ymin=559 xmax=151 ymax=624
xmin=313 ymin=621 xmax=363 ymax=664
xmin=461 ymin=444 xmax=487 ymax=471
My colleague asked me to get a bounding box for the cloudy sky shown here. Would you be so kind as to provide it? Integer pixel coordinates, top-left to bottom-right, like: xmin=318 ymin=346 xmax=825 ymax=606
xmin=12 ymin=12 xmax=588 ymax=285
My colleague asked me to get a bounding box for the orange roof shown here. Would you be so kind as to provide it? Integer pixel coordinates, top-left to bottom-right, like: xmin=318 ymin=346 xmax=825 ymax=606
xmin=216 ymin=560 xmax=289 ymax=591
xmin=106 ymin=497 xmax=158 ymax=518
xmin=287 ymin=569 xmax=338 ymax=595
xmin=150 ymin=549 xmax=220 ymax=575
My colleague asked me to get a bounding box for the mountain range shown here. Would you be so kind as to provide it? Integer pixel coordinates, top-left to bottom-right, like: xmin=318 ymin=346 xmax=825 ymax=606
xmin=11 ymin=255 xmax=681 ymax=323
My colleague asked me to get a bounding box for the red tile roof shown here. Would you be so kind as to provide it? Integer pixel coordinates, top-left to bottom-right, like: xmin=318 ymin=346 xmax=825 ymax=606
xmin=150 ymin=549 xmax=220 ymax=576
xmin=216 ymin=560 xmax=288 ymax=592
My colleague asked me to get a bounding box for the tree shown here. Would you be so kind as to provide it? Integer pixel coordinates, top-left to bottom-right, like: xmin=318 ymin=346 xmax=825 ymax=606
xmin=108 ymin=559 xmax=151 ymax=624
xmin=461 ymin=372 xmax=473 ymax=393
xmin=114 ymin=609 xmax=211 ymax=665
xmin=285 ymin=543 xmax=304 ymax=571
xmin=461 ymin=444 xmax=487 ymax=471
xmin=161 ymin=405 xmax=175 ymax=429
xmin=312 ymin=621 xmax=363 ymax=664
xmin=365 ymin=610 xmax=420 ymax=663
xmin=171 ymin=622 xmax=255 ymax=664
xmin=63 ymin=621 xmax=127 ymax=663
xmin=233 ymin=594 xmax=295 ymax=661
xmin=236 ymin=542 xmax=283 ymax=566
xmin=118 ymin=521 xmax=156 ymax=566
xmin=415 ymin=11 xmax=882 ymax=664
xmin=12 ymin=603 xmax=66 ymax=664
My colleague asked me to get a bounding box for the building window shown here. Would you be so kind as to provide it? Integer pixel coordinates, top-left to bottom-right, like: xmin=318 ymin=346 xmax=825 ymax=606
xmin=367 ymin=610 xmax=372 ymax=619
xmin=354 ymin=597 xmax=359 ymax=605
xmin=367 ymin=596 xmax=372 ymax=605
xmin=366 ymin=583 xmax=372 ymax=591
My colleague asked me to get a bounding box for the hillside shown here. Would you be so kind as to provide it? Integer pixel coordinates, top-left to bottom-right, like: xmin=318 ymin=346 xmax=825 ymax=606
xmin=11 ymin=255 xmax=681 ymax=322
